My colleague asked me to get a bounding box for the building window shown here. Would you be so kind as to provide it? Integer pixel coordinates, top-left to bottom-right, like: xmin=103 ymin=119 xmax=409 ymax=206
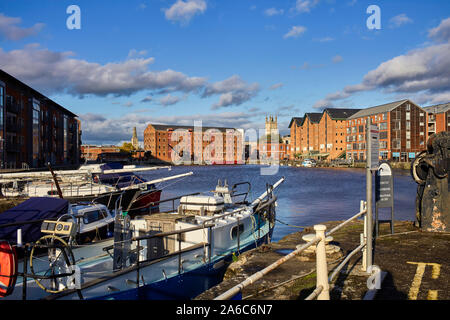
xmin=392 ymin=139 xmax=401 ymax=149
xmin=379 ymin=122 xmax=388 ymax=130
xmin=63 ymin=115 xmax=68 ymax=163
xmin=32 ymin=99 xmax=40 ymax=166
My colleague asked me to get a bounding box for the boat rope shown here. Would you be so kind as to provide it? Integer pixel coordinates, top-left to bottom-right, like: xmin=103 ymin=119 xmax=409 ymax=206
xmin=275 ymin=218 xmax=309 ymax=229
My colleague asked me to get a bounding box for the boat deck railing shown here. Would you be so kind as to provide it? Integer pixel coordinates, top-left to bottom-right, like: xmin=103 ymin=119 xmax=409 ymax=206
xmin=214 ymin=200 xmax=370 ymax=300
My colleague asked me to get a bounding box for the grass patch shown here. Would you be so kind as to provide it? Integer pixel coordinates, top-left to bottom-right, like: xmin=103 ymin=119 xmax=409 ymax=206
xmin=287 ymin=272 xmax=317 ymax=299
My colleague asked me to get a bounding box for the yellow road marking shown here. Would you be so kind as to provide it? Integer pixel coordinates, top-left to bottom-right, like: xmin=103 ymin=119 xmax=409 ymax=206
xmin=407 ymin=262 xmax=441 ymax=300
xmin=407 ymin=262 xmax=426 ymax=300
xmin=428 ymin=263 xmax=441 ymax=279
xmin=427 ymin=290 xmax=438 ymax=300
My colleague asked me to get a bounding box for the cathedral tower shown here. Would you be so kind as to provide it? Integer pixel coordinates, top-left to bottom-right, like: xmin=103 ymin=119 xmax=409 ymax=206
xmin=131 ymin=127 xmax=139 ymax=149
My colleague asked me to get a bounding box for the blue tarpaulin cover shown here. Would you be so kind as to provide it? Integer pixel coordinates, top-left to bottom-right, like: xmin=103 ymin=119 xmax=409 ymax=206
xmin=0 ymin=197 xmax=68 ymax=244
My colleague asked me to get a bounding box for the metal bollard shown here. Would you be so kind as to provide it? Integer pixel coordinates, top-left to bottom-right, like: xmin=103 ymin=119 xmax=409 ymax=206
xmin=314 ymin=224 xmax=330 ymax=300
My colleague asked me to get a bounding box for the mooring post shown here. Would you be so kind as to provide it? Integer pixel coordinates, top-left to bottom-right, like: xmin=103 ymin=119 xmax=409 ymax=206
xmin=314 ymin=224 xmax=330 ymax=300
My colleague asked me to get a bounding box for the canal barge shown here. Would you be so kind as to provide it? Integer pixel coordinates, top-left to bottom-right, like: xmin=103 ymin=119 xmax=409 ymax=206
xmin=0 ymin=177 xmax=284 ymax=300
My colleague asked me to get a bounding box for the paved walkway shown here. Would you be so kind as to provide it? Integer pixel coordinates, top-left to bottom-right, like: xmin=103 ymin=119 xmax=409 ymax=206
xmin=196 ymin=220 xmax=450 ymax=300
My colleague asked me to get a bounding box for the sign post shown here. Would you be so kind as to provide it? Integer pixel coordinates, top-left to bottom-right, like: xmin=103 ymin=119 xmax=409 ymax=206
xmin=369 ymin=124 xmax=379 ymax=170
xmin=375 ymin=161 xmax=394 ymax=236
xmin=364 ymin=119 xmax=379 ymax=271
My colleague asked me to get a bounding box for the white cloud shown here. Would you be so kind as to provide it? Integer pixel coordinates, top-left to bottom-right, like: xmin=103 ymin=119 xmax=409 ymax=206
xmin=159 ymin=93 xmax=182 ymax=106
xmin=389 ymin=14 xmax=413 ymax=28
xmin=283 ymin=26 xmax=307 ymax=39
xmin=428 ymin=17 xmax=450 ymax=42
xmin=202 ymin=75 xmax=260 ymax=109
xmin=0 ymin=13 xmax=44 ymax=41
xmin=123 ymin=101 xmax=134 ymax=107
xmin=292 ymin=0 xmax=320 ymax=13
xmin=164 ymin=0 xmax=207 ymax=25
xmin=312 ymin=17 xmax=450 ymax=108
xmin=332 ymin=55 xmax=343 ymax=63
xmin=80 ymin=110 xmax=265 ymax=145
xmin=314 ymin=37 xmax=335 ymax=42
xmin=264 ymin=8 xmax=284 ymax=17
xmin=140 ymin=96 xmax=153 ymax=103
xmin=0 ymin=44 xmax=207 ymax=97
xmin=0 ymin=43 xmax=261 ymax=110
xmin=269 ymin=83 xmax=284 ymax=90
xmin=127 ymin=49 xmax=148 ymax=59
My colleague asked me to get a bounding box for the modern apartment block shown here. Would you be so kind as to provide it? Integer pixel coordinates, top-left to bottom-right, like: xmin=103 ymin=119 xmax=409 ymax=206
xmin=0 ymin=69 xmax=81 ymax=169
xmin=346 ymin=99 xmax=427 ymax=162
xmin=423 ymin=103 xmax=450 ymax=138
xmin=144 ymin=124 xmax=244 ymax=164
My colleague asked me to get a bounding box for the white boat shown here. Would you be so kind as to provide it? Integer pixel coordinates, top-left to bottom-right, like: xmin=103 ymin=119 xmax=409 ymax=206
xmin=301 ymin=159 xmax=317 ymax=167
xmin=0 ymin=177 xmax=285 ymax=300
xmin=0 ymin=197 xmax=117 ymax=246
xmin=0 ymin=171 xmax=193 ymax=216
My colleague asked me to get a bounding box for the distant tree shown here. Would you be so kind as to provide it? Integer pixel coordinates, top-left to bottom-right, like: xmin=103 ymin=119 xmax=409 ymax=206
xmin=120 ymin=142 xmax=135 ymax=153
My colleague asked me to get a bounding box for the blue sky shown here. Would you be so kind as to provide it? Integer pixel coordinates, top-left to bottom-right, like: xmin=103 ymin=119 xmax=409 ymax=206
xmin=1 ymin=0 xmax=449 ymax=144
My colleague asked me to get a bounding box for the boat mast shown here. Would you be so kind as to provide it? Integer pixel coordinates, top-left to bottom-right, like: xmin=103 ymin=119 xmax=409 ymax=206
xmin=47 ymin=162 xmax=64 ymax=199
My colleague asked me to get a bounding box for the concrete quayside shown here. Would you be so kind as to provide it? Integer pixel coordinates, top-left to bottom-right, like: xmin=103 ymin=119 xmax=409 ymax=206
xmin=195 ymin=220 xmax=450 ymax=300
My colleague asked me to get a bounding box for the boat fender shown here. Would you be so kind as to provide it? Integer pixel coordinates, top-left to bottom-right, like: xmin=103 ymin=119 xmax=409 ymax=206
xmin=0 ymin=241 xmax=18 ymax=297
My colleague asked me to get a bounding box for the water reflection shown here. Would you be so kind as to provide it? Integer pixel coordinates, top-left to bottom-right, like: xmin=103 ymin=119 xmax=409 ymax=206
xmin=141 ymin=165 xmax=417 ymax=242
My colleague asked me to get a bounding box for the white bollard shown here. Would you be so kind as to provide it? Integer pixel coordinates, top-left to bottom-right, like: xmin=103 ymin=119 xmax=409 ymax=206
xmin=314 ymin=224 xmax=330 ymax=300
xmin=17 ymin=228 xmax=22 ymax=247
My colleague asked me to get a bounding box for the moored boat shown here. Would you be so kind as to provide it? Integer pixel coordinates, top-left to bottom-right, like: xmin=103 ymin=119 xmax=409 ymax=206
xmin=0 ymin=168 xmax=192 ymax=217
xmin=0 ymin=176 xmax=285 ymax=300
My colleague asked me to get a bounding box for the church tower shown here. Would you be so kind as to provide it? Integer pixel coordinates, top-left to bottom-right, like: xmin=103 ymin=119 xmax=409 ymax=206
xmin=265 ymin=115 xmax=278 ymax=136
xmin=131 ymin=127 xmax=139 ymax=150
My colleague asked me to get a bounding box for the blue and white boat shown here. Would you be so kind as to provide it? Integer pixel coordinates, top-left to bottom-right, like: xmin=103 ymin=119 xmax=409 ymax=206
xmin=0 ymin=177 xmax=284 ymax=300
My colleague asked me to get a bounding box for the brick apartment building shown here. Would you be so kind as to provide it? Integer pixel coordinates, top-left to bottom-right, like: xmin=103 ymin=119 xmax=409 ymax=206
xmin=301 ymin=113 xmax=322 ymax=155
xmin=423 ymin=103 xmax=450 ymax=139
xmin=0 ymin=69 xmax=81 ymax=169
xmin=81 ymin=145 xmax=120 ymax=161
xmin=288 ymin=117 xmax=303 ymax=158
xmin=144 ymin=124 xmax=244 ymax=164
xmin=346 ymin=99 xmax=427 ymax=162
xmin=318 ymin=108 xmax=362 ymax=159
xmin=258 ymin=142 xmax=288 ymax=160
xmin=289 ymin=109 xmax=360 ymax=160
